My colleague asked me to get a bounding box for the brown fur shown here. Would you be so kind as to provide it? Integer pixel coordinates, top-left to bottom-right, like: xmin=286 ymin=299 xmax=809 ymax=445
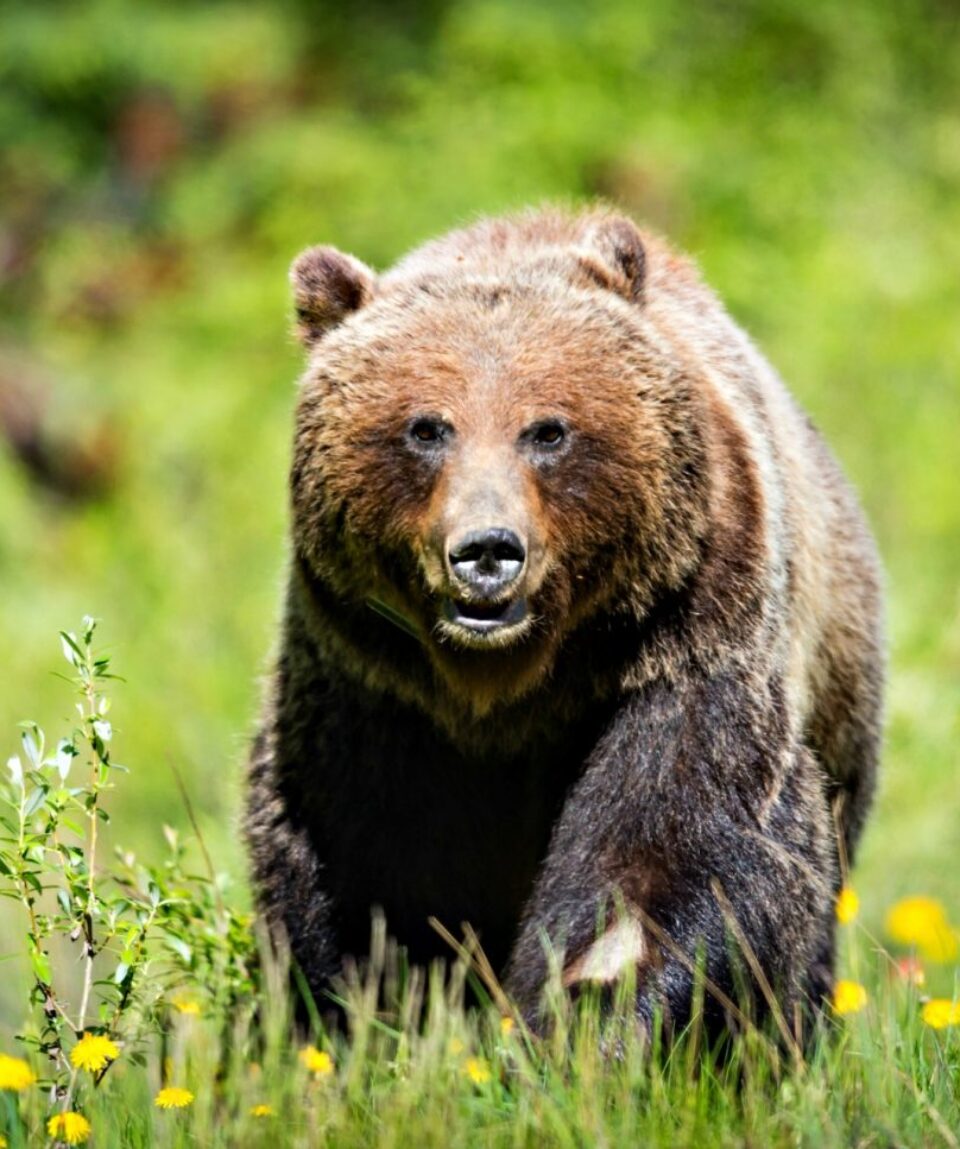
xmin=246 ymin=208 xmax=883 ymax=1035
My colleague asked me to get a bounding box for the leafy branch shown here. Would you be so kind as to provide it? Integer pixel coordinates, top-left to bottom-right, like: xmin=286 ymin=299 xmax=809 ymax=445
xmin=0 ymin=618 xmax=258 ymax=1143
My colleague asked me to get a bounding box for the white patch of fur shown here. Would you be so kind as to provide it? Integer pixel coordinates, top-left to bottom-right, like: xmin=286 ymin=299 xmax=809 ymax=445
xmin=563 ymin=917 xmax=646 ymax=986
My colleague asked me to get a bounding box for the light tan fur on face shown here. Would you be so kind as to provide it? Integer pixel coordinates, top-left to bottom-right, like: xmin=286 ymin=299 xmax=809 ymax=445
xmin=562 ymin=915 xmax=646 ymax=987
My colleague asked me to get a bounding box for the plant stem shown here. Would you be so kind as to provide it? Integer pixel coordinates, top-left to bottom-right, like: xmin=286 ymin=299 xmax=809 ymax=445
xmin=60 ymin=646 xmax=107 ymax=1117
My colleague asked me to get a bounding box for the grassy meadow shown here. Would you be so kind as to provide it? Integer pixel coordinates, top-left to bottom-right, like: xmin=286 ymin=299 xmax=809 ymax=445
xmin=0 ymin=1 xmax=958 ymax=1143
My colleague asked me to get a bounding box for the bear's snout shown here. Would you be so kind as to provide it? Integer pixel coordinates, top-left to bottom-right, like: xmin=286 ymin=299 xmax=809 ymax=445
xmin=441 ymin=525 xmax=531 ymax=639
xmin=447 ymin=527 xmax=526 ymax=596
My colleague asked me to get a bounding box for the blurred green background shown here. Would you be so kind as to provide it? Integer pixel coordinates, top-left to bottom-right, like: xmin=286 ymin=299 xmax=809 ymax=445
xmin=1 ymin=0 xmax=958 ymax=1017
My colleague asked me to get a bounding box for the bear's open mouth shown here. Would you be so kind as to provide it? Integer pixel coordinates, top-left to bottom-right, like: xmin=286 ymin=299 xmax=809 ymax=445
xmin=443 ymin=596 xmax=528 ymax=635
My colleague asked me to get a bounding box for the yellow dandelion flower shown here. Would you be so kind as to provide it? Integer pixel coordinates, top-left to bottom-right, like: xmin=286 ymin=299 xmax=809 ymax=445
xmin=154 ymin=1086 xmax=194 ymax=1109
xmin=833 ymin=979 xmax=868 ymax=1015
xmin=463 ymin=1056 xmax=491 ymax=1084
xmin=925 ymin=933 xmax=960 ymax=963
xmin=921 ymin=999 xmax=960 ymax=1030
xmin=835 ymin=887 xmax=859 ymax=925
xmin=499 ymin=1016 xmax=515 ymax=1037
xmin=46 ymin=1112 xmax=92 ymax=1145
xmin=70 ymin=1032 xmax=120 ymax=1073
xmin=250 ymin=1103 xmax=276 ymax=1118
xmin=447 ymin=1037 xmax=465 ymax=1056
xmin=885 ymin=896 xmax=959 ymax=963
xmin=0 ymin=1053 xmax=37 ymax=1091
xmin=171 ymin=996 xmax=201 ymax=1016
xmin=299 ymin=1046 xmax=334 ymax=1076
xmin=0 ymin=1135 xmax=7 ymax=1148
xmin=886 ymin=895 xmax=946 ymax=941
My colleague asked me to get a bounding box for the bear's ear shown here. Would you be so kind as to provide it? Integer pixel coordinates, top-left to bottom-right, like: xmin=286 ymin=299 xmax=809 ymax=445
xmin=290 ymin=246 xmax=377 ymax=347
xmin=576 ymin=215 xmax=646 ymax=304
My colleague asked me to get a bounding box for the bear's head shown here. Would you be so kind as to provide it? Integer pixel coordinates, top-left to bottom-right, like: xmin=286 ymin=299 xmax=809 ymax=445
xmin=288 ymin=211 xmax=710 ymax=713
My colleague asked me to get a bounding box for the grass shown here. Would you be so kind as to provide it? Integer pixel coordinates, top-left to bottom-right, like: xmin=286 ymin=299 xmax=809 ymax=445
xmin=0 ymin=623 xmax=957 ymax=1146
xmin=3 ymin=936 xmax=960 ymax=1148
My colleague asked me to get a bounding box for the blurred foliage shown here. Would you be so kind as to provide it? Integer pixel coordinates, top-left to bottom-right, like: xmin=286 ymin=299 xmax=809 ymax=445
xmin=0 ymin=0 xmax=958 ymax=1021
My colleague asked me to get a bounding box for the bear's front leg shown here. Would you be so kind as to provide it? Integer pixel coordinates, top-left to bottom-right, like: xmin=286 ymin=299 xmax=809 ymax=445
xmin=245 ymin=723 xmax=340 ymax=998
xmin=505 ymin=671 xmax=837 ymax=1037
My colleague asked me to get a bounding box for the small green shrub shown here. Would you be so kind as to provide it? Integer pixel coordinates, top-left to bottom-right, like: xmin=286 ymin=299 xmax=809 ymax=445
xmin=0 ymin=618 xmax=257 ymax=1143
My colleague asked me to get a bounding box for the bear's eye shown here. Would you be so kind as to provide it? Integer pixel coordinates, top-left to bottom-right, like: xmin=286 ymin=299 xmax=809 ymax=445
xmin=528 ymin=420 xmax=566 ymax=448
xmin=409 ymin=418 xmax=448 ymax=446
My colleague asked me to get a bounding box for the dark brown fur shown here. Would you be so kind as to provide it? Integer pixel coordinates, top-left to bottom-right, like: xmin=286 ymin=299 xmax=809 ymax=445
xmin=245 ymin=208 xmax=883 ymax=1034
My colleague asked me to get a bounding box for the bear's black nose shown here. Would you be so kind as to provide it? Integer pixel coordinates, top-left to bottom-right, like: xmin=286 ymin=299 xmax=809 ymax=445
xmin=448 ymin=527 xmax=526 ymax=592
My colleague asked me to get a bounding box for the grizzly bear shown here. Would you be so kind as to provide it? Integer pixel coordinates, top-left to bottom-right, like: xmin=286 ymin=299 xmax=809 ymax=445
xmin=245 ymin=208 xmax=883 ymax=1035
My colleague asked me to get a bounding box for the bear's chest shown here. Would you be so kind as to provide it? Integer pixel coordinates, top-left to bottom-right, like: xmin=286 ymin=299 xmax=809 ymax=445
xmin=285 ymin=695 xmax=601 ymax=971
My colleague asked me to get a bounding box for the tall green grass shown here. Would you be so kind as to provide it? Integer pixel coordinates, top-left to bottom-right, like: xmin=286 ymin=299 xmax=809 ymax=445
xmin=1 ymin=625 xmax=957 ymax=1147
xmin=3 ymin=932 xmax=959 ymax=1148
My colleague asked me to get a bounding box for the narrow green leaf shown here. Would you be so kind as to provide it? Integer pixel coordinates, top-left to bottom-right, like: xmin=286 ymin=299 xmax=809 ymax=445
xmin=23 ymin=788 xmax=47 ymax=818
xmin=165 ymin=936 xmax=192 ymax=964
xmin=51 ymin=740 xmax=77 ymax=782
xmin=20 ymin=727 xmax=42 ymax=769
xmin=22 ymin=871 xmax=43 ymax=894
xmin=59 ymin=631 xmax=84 ymax=665
xmin=5 ymin=756 xmax=23 ymax=788
xmin=30 ymin=948 xmax=52 ymax=984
